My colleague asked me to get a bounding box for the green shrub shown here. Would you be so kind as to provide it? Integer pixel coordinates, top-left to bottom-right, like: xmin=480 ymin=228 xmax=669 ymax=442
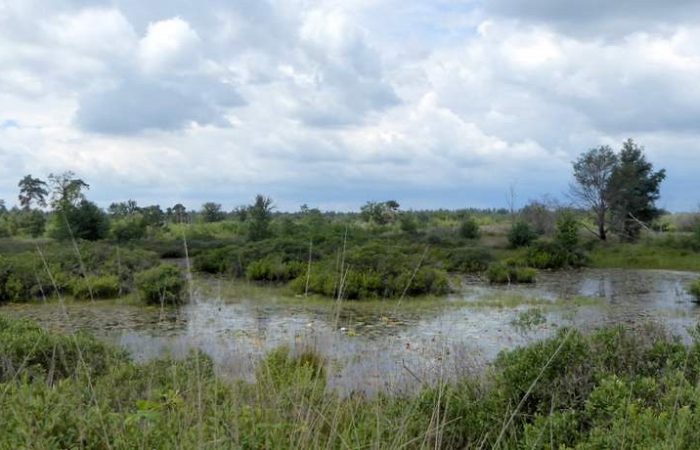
xmin=399 ymin=213 xmax=419 ymax=234
xmin=689 ymin=279 xmax=700 ymax=302
xmin=257 ymin=346 xmax=325 ymax=389
xmin=555 ymin=211 xmax=580 ymax=251
xmin=70 ymin=274 xmax=120 ymax=299
xmin=508 ymin=220 xmax=537 ymax=248
xmin=246 ymin=257 xmax=305 ymax=282
xmin=459 ymin=216 xmax=480 ymax=239
xmin=486 ymin=262 xmax=511 ymax=283
xmin=135 ymin=264 xmax=185 ymax=305
xmin=444 ymin=247 xmax=494 ymax=273
xmin=515 ymin=267 xmax=537 ymax=283
xmin=291 ymin=264 xmax=449 ymax=299
xmin=110 ymin=216 xmax=147 ymax=242
xmin=486 ymin=262 xmax=537 ymax=284
xmin=0 ymin=316 xmax=127 ymax=383
xmin=525 ymin=240 xmax=588 ymax=269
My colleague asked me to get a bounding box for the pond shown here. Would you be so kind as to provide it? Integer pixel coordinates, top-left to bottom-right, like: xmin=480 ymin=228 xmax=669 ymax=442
xmin=2 ymin=269 xmax=699 ymax=395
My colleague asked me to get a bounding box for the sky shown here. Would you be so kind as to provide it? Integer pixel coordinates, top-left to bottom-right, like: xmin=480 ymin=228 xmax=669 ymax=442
xmin=1 ymin=0 xmax=699 ymax=212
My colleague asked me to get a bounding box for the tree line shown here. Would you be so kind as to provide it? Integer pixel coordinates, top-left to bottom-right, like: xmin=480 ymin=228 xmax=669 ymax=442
xmin=0 ymin=138 xmax=668 ymax=244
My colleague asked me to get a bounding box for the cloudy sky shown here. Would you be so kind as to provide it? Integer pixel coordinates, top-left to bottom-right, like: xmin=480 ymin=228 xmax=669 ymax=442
xmin=1 ymin=0 xmax=699 ymax=212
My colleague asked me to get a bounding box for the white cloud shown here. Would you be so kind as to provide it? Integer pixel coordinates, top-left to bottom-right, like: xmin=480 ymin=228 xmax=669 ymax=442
xmin=1 ymin=0 xmax=699 ymax=210
xmin=138 ymin=17 xmax=200 ymax=74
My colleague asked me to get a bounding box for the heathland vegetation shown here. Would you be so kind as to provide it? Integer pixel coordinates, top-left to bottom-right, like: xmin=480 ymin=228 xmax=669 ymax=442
xmin=1 ymin=140 xmax=697 ymax=304
xmin=3 ymin=139 xmax=700 ymax=447
xmin=5 ymin=316 xmax=700 ymax=448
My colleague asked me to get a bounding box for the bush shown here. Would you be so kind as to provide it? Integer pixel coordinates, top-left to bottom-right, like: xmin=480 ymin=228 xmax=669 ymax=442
xmin=508 ymin=220 xmax=537 ymax=248
xmin=555 ymin=211 xmax=580 ymax=251
xmin=110 ymin=216 xmax=147 ymax=242
xmin=459 ymin=217 xmax=480 ymax=239
xmin=135 ymin=264 xmax=186 ymax=305
xmin=689 ymin=279 xmax=700 ymax=302
xmin=525 ymin=240 xmax=587 ymax=269
xmin=0 ymin=316 xmax=127 ymax=383
xmin=257 ymin=346 xmax=325 ymax=390
xmin=70 ymin=275 xmax=120 ymax=299
xmin=399 ymin=213 xmax=419 ymax=234
xmin=246 ymin=257 xmax=305 ymax=282
xmin=444 ymin=247 xmax=494 ymax=273
xmin=49 ymin=200 xmax=110 ymax=241
xmin=486 ymin=262 xmax=537 ymax=284
xmin=291 ymin=265 xmax=449 ymax=299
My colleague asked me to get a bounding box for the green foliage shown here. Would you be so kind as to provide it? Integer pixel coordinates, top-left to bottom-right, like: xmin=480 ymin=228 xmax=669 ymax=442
xmin=291 ymin=264 xmax=449 ymax=299
xmin=135 ymin=264 xmax=186 ymax=305
xmin=486 ymin=262 xmax=537 ymax=284
xmin=248 ymin=194 xmax=274 ymax=241
xmin=444 ymin=246 xmax=494 ymax=273
xmin=398 ymin=212 xmax=418 ymax=234
xmin=458 ymin=216 xmax=480 ymax=239
xmin=70 ymin=275 xmax=120 ymax=299
xmin=256 ymin=347 xmax=325 ymax=390
xmin=3 ymin=319 xmax=700 ymax=448
xmin=359 ymin=200 xmax=400 ymax=225
xmin=0 ymin=242 xmax=159 ymax=303
xmin=525 ymin=240 xmax=588 ymax=269
xmin=572 ymin=139 xmax=666 ymax=242
xmin=689 ymin=279 xmax=700 ymax=302
xmin=50 ymin=200 xmax=110 ymax=241
xmin=246 ymin=257 xmax=305 ymax=282
xmin=555 ymin=210 xmax=579 ymax=250
xmin=508 ymin=220 xmax=537 ymax=248
xmin=16 ymin=209 xmax=46 ymax=238
xmin=571 ymin=145 xmax=618 ymax=241
xmin=0 ymin=316 xmax=127 ymax=383
xmin=608 ymin=139 xmax=666 ymax=241
xmin=200 ymin=202 xmax=225 ymax=223
xmin=110 ymin=216 xmax=147 ymax=242
xmin=17 ymin=174 xmax=48 ymax=209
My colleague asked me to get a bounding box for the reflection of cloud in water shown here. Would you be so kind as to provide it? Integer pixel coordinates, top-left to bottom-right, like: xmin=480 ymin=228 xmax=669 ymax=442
xmin=3 ymin=269 xmax=700 ymax=394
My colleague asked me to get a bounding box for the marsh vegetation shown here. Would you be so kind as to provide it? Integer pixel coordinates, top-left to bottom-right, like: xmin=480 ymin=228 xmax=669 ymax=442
xmin=2 ymin=141 xmax=700 ymax=447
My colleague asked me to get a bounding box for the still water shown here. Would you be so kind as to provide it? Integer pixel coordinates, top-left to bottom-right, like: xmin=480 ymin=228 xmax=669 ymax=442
xmin=2 ymin=269 xmax=699 ymax=394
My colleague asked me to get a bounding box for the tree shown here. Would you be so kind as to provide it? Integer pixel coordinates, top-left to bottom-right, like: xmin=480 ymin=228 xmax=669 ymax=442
xmin=171 ymin=203 xmax=188 ymax=223
xmin=607 ymin=139 xmax=666 ymax=241
xmin=248 ymin=195 xmax=274 ymax=241
xmin=108 ymin=200 xmax=139 ymax=217
xmin=360 ymin=200 xmax=400 ymax=225
xmin=18 ymin=175 xmax=48 ymax=210
xmin=50 ymin=199 xmax=109 ymax=241
xmin=570 ymin=146 xmax=618 ymax=240
xmin=48 ymin=172 xmax=89 ymax=209
xmin=232 ymin=205 xmax=248 ymax=222
xmin=18 ymin=209 xmax=46 ymax=238
xmin=201 ymin=202 xmax=225 ymax=223
xmin=140 ymin=205 xmax=164 ymax=227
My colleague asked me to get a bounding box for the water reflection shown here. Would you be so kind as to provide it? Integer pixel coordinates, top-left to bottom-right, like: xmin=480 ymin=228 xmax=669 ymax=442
xmin=2 ymin=269 xmax=699 ymax=394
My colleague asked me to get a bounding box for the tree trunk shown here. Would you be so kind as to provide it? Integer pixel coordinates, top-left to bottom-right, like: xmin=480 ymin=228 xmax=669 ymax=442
xmin=597 ymin=211 xmax=607 ymax=241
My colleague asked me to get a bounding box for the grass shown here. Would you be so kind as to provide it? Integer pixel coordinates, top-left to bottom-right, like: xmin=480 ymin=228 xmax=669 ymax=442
xmin=463 ymin=292 xmax=602 ymax=309
xmin=4 ymin=316 xmax=700 ymax=448
xmin=590 ymin=241 xmax=700 ymax=272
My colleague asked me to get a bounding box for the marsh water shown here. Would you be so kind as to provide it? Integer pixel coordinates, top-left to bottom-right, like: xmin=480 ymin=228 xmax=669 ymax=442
xmin=2 ymin=268 xmax=699 ymax=394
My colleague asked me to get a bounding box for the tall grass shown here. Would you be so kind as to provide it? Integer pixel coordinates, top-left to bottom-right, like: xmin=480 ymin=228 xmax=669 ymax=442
xmin=4 ymin=316 xmax=700 ymax=448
